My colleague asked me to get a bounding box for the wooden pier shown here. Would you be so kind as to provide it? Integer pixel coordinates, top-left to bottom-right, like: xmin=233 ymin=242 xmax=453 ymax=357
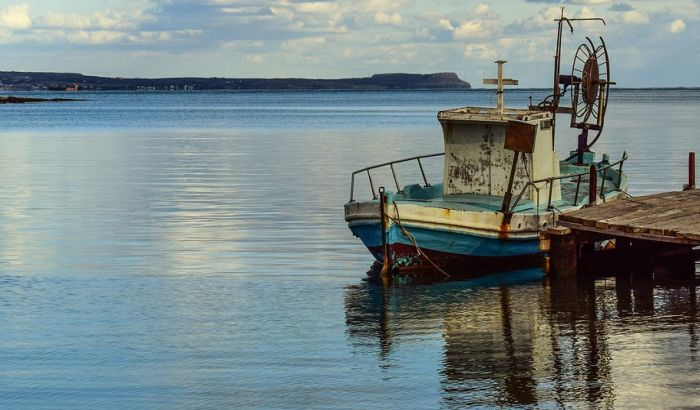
xmin=543 ymin=152 xmax=699 ymax=279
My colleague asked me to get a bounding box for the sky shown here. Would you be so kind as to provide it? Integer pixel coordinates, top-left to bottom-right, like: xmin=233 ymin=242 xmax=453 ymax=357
xmin=0 ymin=0 xmax=697 ymax=87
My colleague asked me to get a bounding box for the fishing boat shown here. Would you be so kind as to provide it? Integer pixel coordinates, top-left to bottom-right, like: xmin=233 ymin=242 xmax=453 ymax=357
xmin=344 ymin=12 xmax=629 ymax=278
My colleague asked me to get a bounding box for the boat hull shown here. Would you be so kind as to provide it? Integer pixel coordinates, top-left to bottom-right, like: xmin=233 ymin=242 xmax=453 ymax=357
xmin=349 ymin=219 xmax=542 ymax=277
xmin=344 ymin=155 xmax=629 ymax=278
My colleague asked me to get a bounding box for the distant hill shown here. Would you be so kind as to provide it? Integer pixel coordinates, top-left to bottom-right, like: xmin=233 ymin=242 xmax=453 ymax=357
xmin=0 ymin=71 xmax=471 ymax=91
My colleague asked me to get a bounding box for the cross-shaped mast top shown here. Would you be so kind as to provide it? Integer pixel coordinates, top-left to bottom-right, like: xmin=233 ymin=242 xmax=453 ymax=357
xmin=483 ymin=60 xmax=518 ymax=113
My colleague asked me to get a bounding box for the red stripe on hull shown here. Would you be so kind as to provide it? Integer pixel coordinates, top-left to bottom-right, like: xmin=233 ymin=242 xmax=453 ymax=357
xmin=369 ymin=243 xmax=542 ymax=278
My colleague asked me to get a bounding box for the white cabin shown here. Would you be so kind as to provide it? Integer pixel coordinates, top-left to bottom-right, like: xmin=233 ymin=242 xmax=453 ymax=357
xmin=437 ymin=107 xmax=561 ymax=208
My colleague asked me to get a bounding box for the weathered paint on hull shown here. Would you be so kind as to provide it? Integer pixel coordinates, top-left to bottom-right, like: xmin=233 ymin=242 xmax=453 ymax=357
xmin=368 ymin=243 xmax=542 ymax=277
xmin=349 ymin=220 xmax=542 ymax=276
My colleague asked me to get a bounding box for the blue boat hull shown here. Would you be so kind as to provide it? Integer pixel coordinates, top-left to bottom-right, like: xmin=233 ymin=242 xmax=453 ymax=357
xmin=349 ymin=221 xmax=542 ymax=276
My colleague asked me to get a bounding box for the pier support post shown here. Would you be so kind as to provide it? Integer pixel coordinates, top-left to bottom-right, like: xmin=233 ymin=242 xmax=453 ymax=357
xmin=649 ymin=244 xmax=696 ymax=280
xmin=546 ymin=227 xmax=578 ymax=278
xmin=684 ymin=152 xmax=696 ymax=191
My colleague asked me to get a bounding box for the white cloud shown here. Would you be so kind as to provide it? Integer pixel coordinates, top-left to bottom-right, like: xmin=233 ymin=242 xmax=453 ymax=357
xmin=362 ymin=0 xmax=404 ymax=12
xmin=669 ymin=19 xmax=686 ymax=33
xmin=453 ymin=20 xmax=486 ymax=39
xmin=463 ymin=43 xmax=497 ymax=60
xmin=38 ymin=9 xmax=150 ymax=31
xmin=474 ymin=3 xmax=489 ymax=16
xmin=374 ymin=12 xmax=402 ymax=25
xmin=220 ymin=39 xmax=266 ymax=50
xmin=270 ymin=7 xmax=295 ymax=20
xmin=220 ymin=7 xmax=263 ymax=14
xmin=374 ymin=43 xmax=418 ymax=64
xmin=131 ymin=50 xmax=168 ymax=58
xmin=127 ymin=30 xmax=202 ymax=44
xmin=623 ymin=10 xmax=650 ymax=24
xmin=438 ymin=18 xmax=454 ymax=31
xmin=294 ymin=2 xmax=340 ymax=14
xmin=0 ymin=4 xmax=31 ymax=30
xmin=531 ymin=7 xmax=565 ymax=29
xmin=68 ymin=30 xmax=125 ymax=45
xmin=281 ymin=36 xmax=327 ymax=49
xmin=570 ymin=0 xmax=614 ymax=4
xmin=415 ymin=26 xmax=433 ymax=40
xmin=0 ymin=0 xmax=694 ymax=85
xmin=246 ymin=54 xmax=264 ymax=64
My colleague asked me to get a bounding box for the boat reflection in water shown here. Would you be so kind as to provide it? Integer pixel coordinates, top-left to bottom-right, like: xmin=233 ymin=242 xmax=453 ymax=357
xmin=344 ymin=271 xmax=699 ymax=408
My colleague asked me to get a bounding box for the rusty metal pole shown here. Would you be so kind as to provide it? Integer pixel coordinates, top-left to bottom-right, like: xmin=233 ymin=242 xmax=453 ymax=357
xmin=685 ymin=152 xmax=696 ymax=190
xmin=587 ymin=165 xmax=598 ymax=206
xmin=500 ymin=151 xmax=520 ymax=220
xmin=379 ymin=187 xmax=392 ymax=279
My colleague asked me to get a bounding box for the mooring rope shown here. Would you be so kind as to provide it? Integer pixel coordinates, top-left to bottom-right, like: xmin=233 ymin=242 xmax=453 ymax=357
xmin=389 ymin=202 xmax=451 ymax=279
xmin=618 ymin=189 xmax=633 ymax=200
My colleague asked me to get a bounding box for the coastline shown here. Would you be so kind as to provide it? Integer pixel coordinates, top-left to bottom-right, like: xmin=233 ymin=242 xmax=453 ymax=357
xmin=0 ymin=96 xmax=82 ymax=103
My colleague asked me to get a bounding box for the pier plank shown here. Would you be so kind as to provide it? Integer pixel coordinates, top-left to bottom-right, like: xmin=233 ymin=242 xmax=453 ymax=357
xmin=617 ymin=208 xmax=696 ymax=232
xmin=556 ymin=190 xmax=700 ymax=246
xmin=625 ymin=211 xmax=700 ymax=236
xmin=560 ymin=199 xmax=641 ymax=226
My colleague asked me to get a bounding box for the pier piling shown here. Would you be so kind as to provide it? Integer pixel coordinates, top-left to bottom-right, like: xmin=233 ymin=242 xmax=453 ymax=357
xmin=685 ymin=152 xmax=696 ymax=191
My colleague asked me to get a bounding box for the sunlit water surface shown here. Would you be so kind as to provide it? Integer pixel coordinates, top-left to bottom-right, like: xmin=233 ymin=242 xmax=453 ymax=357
xmin=0 ymin=89 xmax=698 ymax=408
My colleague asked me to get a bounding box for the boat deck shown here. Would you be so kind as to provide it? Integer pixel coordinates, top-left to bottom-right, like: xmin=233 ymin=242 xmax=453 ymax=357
xmin=393 ymin=172 xmax=624 ymax=214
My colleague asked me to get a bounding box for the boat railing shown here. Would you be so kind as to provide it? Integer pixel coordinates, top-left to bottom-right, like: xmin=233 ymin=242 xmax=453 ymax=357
xmin=349 ymin=152 xmax=445 ymax=202
xmin=509 ymin=152 xmax=629 ymax=213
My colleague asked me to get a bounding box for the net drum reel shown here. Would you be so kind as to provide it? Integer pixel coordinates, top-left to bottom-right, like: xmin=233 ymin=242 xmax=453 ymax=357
xmin=571 ymin=37 xmax=611 ymax=129
xmin=562 ymin=36 xmax=615 ymax=163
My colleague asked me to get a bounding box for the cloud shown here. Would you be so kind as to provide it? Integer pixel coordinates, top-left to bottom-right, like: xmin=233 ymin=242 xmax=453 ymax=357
xmin=362 ymin=0 xmax=404 ymax=12
xmin=127 ymin=29 xmax=202 ymax=43
xmin=68 ymin=30 xmax=125 ymax=45
xmin=269 ymin=7 xmax=295 ymax=20
xmin=0 ymin=0 xmax=695 ymax=85
xmin=220 ymin=7 xmax=266 ymax=15
xmin=462 ymin=43 xmax=498 ymax=60
xmin=529 ymin=6 xmax=566 ymax=29
xmin=525 ymin=0 xmax=614 ymax=3
xmin=570 ymin=0 xmax=614 ymax=4
xmin=437 ymin=13 xmax=500 ymax=40
xmin=622 ymin=10 xmax=649 ymax=24
xmin=438 ymin=18 xmax=455 ymax=31
xmin=246 ymin=54 xmax=264 ymax=64
xmin=38 ymin=10 xmax=147 ymax=30
xmin=131 ymin=50 xmax=168 ymax=58
xmin=0 ymin=4 xmax=31 ymax=30
xmin=474 ymin=3 xmax=490 ymax=16
xmin=453 ymin=20 xmax=486 ymax=39
xmin=294 ymin=2 xmax=340 ymax=14
xmin=668 ymin=19 xmax=686 ymax=33
xmin=415 ymin=26 xmax=433 ymax=40
xmin=608 ymin=2 xmax=633 ymax=12
xmin=281 ymin=36 xmax=327 ymax=49
xmin=374 ymin=12 xmax=402 ymax=25
xmin=28 ymin=28 xmax=198 ymax=46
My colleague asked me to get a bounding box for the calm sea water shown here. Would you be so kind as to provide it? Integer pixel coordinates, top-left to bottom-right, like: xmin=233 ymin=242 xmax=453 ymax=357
xmin=0 ymin=89 xmax=698 ymax=408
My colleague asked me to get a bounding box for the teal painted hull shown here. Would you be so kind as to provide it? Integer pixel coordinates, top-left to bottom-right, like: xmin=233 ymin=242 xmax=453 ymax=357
xmin=349 ymin=220 xmax=542 ymax=275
